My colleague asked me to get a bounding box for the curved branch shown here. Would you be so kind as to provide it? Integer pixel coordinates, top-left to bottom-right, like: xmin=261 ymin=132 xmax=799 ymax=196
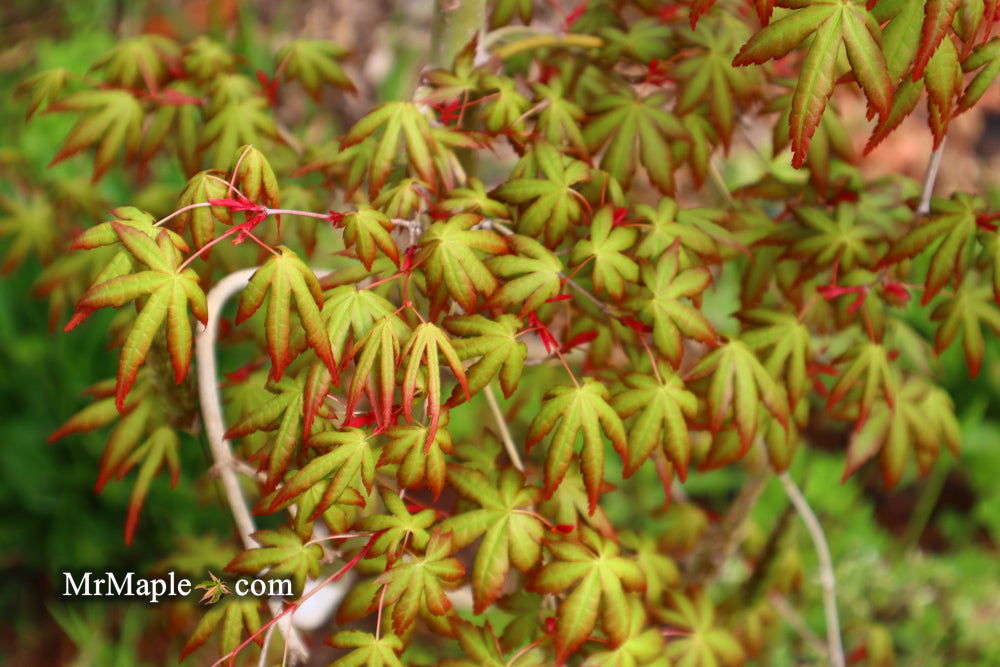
xmin=196 ymin=268 xmax=310 ymax=665
xmin=777 ymin=471 xmax=845 ymax=667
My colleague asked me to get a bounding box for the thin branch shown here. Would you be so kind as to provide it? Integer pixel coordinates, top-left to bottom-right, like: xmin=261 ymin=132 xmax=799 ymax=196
xmin=196 ymin=268 xmax=309 ymax=665
xmin=917 ymin=137 xmax=947 ymax=218
xmin=777 ymin=471 xmax=845 ymax=667
xmin=484 ymin=384 xmax=524 ymax=472
xmin=768 ymin=593 xmax=829 ymax=661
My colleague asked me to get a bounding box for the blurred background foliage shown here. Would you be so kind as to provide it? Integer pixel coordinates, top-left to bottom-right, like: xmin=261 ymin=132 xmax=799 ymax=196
xmin=2 ymin=0 xmax=1000 ymax=665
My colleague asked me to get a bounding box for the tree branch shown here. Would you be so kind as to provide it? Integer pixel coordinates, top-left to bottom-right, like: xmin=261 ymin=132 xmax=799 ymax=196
xmin=777 ymin=471 xmax=845 ymax=667
xmin=917 ymin=137 xmax=947 ymax=217
xmin=196 ymin=268 xmax=309 ymax=665
xmin=483 ymin=383 xmax=524 ymax=472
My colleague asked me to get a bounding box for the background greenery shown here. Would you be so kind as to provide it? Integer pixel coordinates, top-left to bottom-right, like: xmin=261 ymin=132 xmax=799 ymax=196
xmin=2 ymin=1 xmax=1000 ymax=665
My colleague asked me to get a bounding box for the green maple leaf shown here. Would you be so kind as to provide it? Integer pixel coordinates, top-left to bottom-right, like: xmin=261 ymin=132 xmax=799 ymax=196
xmin=342 ymin=206 xmax=401 ymax=270
xmin=71 ymin=223 xmax=207 ymax=411
xmin=768 ymin=87 xmax=855 ymax=188
xmin=765 ymin=201 xmax=880 ymax=273
xmin=120 ymin=424 xmax=181 ymax=546
xmin=232 ymin=145 xmax=280 ymax=209
xmin=689 ymin=339 xmax=790 ymax=448
xmin=527 ymin=377 xmax=628 ymax=513
xmin=271 ymin=427 xmax=375 ymax=513
xmin=416 ymin=213 xmax=508 ymax=312
xmin=175 ymin=171 xmax=232 ymax=250
xmin=488 ymin=0 xmax=533 ymax=28
xmin=619 ymin=531 xmax=680 ymax=606
xmin=400 ymin=322 xmax=470 ymax=451
xmin=531 ymin=79 xmax=589 ymax=156
xmin=843 ymin=378 xmax=959 ymax=488
xmin=47 ymin=90 xmax=144 ymax=180
xmin=323 ymin=286 xmax=406 ymax=366
xmin=733 ymin=0 xmax=893 ymax=168
xmin=931 ymin=280 xmax=1000 ymax=378
xmin=881 ymin=193 xmax=983 ymax=304
xmin=570 ymin=206 xmax=638 ymax=300
xmin=478 ymin=74 xmax=530 ymax=132
xmin=613 ymin=368 xmax=697 ymax=479
xmin=628 ymin=248 xmax=716 ymax=368
xmin=445 ymin=314 xmax=526 ymax=401
xmin=180 ymin=598 xmax=263 ymax=661
xmin=741 ymin=309 xmax=812 ymax=407
xmin=827 ymin=338 xmax=899 ymax=418
xmin=373 ymin=177 xmax=427 ymax=219
xmin=438 ymin=466 xmax=544 ymax=612
xmin=599 ymin=17 xmax=673 ymax=61
xmin=911 ymin=0 xmax=962 ymax=79
xmin=380 ymin=422 xmax=454 ymax=499
xmin=487 ymin=234 xmax=564 ymax=315
xmin=532 ymin=527 xmax=646 ymax=661
xmin=182 ymin=36 xmax=236 ymax=82
xmin=441 ymin=178 xmax=510 ymax=218
xmin=201 ymin=97 xmax=277 ymax=170
xmin=236 ymin=246 xmax=336 ymax=381
xmin=361 ymin=490 xmax=436 ymax=557
xmin=581 ymin=597 xmax=668 ymax=667
xmin=90 ymin=34 xmax=178 ymax=89
xmin=138 ymin=83 xmax=200 ymax=176
xmin=633 ymin=198 xmax=728 ymax=263
xmin=276 ymin=39 xmax=354 ymax=98
xmin=656 ymin=592 xmax=745 ymax=667
xmin=959 ymin=38 xmax=1000 ymax=112
xmin=673 ymin=16 xmax=763 ymax=143
xmin=539 ymin=467 xmax=617 ymax=539
xmin=342 ymin=101 xmax=439 ymax=196
xmin=0 ymin=193 xmax=56 ymax=273
xmin=329 ymin=631 xmax=404 ymax=667
xmin=15 ymin=68 xmax=70 ymax=118
xmin=226 ymin=527 xmax=323 ymax=595
xmin=375 ymin=531 xmax=466 ymax=635
xmin=346 ymin=316 xmax=404 ymax=428
xmin=422 ymin=36 xmax=481 ymax=104
xmin=583 ymin=89 xmax=685 ymax=193
xmin=494 ymin=141 xmax=590 ymax=247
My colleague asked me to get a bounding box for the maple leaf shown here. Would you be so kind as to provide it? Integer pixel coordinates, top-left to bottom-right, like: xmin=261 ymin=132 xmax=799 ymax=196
xmin=843 ymin=378 xmax=959 ymax=488
xmin=341 ymin=206 xmax=401 ymax=270
xmin=342 ymin=101 xmax=439 ymax=196
xmin=400 ymin=322 xmax=470 ymax=451
xmin=270 ymin=427 xmax=376 ymax=514
xmin=70 ymin=223 xmax=207 ymax=411
xmin=633 ymin=198 xmax=728 ymax=263
xmin=532 ymin=527 xmax=646 ymax=661
xmin=767 ymin=89 xmax=856 ymax=189
xmin=442 ymin=619 xmax=525 ymax=667
xmin=627 ymin=248 xmax=716 ymax=368
xmin=487 ymin=234 xmax=564 ymax=315
xmin=911 ymin=0 xmax=962 ymax=79
xmin=236 ymin=246 xmax=336 ymax=381
xmin=15 ymin=68 xmax=70 ymax=118
xmin=416 ymin=213 xmax=508 ymax=313
xmin=201 ymin=97 xmax=277 ymax=170
xmin=380 ymin=422 xmax=454 ymax=499
xmin=613 ymin=368 xmax=697 ymax=479
xmin=438 ymin=466 xmax=544 ymax=612
xmin=322 ymin=286 xmax=406 ymax=365
xmin=959 ymin=38 xmax=1000 ymax=112
xmin=527 ymin=377 xmax=628 ymax=513
xmin=600 ymin=17 xmax=674 ymax=61
xmin=655 ymin=592 xmax=745 ymax=667
xmin=931 ymin=280 xmax=1000 ymax=378
xmin=47 ymin=90 xmax=144 ymax=180
xmin=328 ymin=631 xmax=404 ymax=667
xmin=444 ymin=314 xmax=526 ymax=401
xmin=688 ymin=339 xmax=790 ymax=448
xmin=581 ymin=597 xmax=667 ymax=667
xmin=175 ymin=171 xmax=233 ymax=250
xmin=741 ymin=309 xmax=812 ymax=407
xmin=375 ymin=531 xmax=466 ymax=635
xmin=732 ymin=0 xmax=893 ymax=168
xmin=180 ymin=598 xmax=262 ymax=661
xmin=345 ymin=315 xmax=404 ymax=429
xmin=826 ymin=338 xmax=899 ymax=418
xmin=194 ymin=571 xmax=232 ymax=605
xmin=90 ymin=34 xmax=178 ymax=89
xmin=232 ymin=145 xmax=280 ymax=210
xmin=764 ymin=202 xmax=880 ymax=273
xmin=276 ymin=39 xmax=354 ymax=98
xmin=226 ymin=526 xmax=323 ymax=595
xmin=0 ymin=194 xmax=56 ymax=273
xmin=441 ymin=178 xmax=510 ymax=218
xmin=182 ymin=36 xmax=236 ymax=82
xmin=478 ymin=74 xmax=531 ymax=132
xmin=532 ymin=79 xmax=589 ymax=156
xmin=583 ymin=89 xmax=685 ymax=193
xmin=619 ymin=530 xmax=680 ymax=605
xmin=494 ymin=140 xmax=590 ymax=248
xmin=570 ymin=206 xmax=639 ymax=300
xmin=489 ymin=0 xmax=533 ymax=28
xmin=361 ymin=490 xmax=436 ymax=557
xmin=880 ymin=193 xmax=983 ymax=304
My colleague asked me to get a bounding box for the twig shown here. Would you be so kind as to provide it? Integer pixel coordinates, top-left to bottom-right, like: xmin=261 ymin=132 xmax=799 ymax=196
xmin=483 ymin=384 xmax=524 ymax=472
xmin=777 ymin=471 xmax=845 ymax=667
xmin=768 ymin=592 xmax=829 ymax=661
xmin=196 ymin=268 xmax=309 ymax=665
xmin=917 ymin=137 xmax=946 ymax=217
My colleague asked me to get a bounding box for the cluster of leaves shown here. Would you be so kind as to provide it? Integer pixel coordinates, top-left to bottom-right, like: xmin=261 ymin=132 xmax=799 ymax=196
xmin=5 ymin=0 xmax=999 ymax=664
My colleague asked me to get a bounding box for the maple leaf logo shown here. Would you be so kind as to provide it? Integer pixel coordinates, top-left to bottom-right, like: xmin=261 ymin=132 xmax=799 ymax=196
xmin=194 ymin=572 xmax=232 ymax=605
